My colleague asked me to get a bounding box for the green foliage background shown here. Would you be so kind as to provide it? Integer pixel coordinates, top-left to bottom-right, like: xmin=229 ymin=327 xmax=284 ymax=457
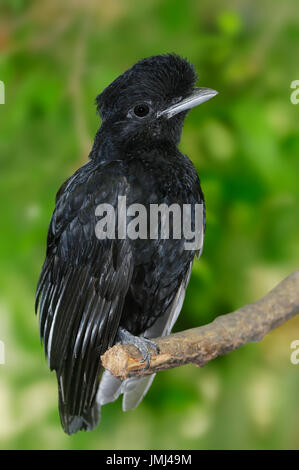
xmin=0 ymin=0 xmax=298 ymax=450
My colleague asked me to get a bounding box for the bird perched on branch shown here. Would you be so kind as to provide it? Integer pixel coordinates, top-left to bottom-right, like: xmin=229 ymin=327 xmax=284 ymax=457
xmin=36 ymin=54 xmax=218 ymax=434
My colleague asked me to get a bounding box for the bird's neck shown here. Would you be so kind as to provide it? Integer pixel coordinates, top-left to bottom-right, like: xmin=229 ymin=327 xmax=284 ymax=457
xmin=89 ymin=124 xmax=178 ymax=163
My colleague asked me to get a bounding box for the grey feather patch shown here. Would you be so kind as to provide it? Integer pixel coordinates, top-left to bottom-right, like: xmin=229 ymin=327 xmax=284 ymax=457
xmin=121 ymin=374 xmax=157 ymax=411
xmin=96 ymin=370 xmax=122 ymax=406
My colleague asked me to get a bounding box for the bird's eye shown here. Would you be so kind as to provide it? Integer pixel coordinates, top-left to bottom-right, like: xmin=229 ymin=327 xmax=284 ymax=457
xmin=133 ymin=103 xmax=150 ymax=118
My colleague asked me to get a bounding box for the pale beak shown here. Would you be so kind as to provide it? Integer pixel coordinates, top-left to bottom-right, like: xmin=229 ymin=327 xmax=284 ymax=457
xmin=158 ymin=87 xmax=218 ymax=119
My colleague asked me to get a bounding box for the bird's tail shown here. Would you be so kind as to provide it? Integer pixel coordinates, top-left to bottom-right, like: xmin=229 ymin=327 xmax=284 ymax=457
xmin=58 ymin=394 xmax=100 ymax=435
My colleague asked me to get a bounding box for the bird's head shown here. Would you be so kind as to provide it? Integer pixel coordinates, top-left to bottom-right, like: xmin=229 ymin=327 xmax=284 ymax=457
xmin=95 ymin=54 xmax=218 ymax=149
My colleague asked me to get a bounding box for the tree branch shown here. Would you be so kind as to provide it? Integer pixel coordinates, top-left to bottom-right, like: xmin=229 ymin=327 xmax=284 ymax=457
xmin=101 ymin=270 xmax=299 ymax=379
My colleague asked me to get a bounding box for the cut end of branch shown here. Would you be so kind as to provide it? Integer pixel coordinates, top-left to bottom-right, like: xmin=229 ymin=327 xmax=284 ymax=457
xmin=101 ymin=340 xmax=172 ymax=379
xmin=101 ymin=344 xmax=130 ymax=378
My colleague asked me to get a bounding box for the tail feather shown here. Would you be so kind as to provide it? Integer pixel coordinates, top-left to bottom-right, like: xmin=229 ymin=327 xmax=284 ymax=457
xmin=96 ymin=369 xmax=122 ymax=406
xmin=58 ymin=394 xmax=101 ymax=435
xmin=122 ymin=374 xmax=156 ymax=411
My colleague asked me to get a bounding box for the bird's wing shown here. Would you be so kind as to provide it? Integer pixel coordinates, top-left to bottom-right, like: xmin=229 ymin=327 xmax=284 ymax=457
xmin=35 ymin=161 xmax=134 ymax=434
xmin=97 ymin=260 xmax=193 ymax=412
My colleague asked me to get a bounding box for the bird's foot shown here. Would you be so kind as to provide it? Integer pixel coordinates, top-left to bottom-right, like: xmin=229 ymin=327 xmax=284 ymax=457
xmin=117 ymin=328 xmax=160 ymax=370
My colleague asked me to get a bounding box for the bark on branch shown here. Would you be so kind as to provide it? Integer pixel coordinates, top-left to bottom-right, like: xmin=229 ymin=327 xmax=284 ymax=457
xmin=101 ymin=270 xmax=299 ymax=380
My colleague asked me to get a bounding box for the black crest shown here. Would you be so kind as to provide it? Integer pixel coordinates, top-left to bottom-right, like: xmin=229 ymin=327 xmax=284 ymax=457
xmin=96 ymin=54 xmax=197 ymax=120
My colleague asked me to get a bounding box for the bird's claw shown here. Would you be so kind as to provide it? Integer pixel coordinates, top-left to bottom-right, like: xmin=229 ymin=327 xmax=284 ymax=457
xmin=117 ymin=328 xmax=160 ymax=370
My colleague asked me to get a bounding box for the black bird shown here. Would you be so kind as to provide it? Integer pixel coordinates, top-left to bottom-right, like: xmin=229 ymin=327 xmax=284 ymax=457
xmin=35 ymin=54 xmax=218 ymax=434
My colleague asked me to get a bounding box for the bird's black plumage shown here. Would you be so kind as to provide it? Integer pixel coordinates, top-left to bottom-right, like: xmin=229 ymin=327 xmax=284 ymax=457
xmin=36 ymin=54 xmax=216 ymax=434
